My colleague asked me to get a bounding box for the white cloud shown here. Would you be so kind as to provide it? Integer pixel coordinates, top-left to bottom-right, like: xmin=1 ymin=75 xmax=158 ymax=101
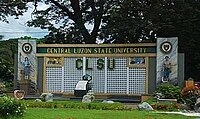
xmin=0 ymin=2 xmax=95 ymax=40
xmin=0 ymin=2 xmax=48 ymax=40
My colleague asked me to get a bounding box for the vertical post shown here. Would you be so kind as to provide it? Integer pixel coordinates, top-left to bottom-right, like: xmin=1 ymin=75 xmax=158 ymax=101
xmin=61 ymin=66 xmax=64 ymax=92
xmin=145 ymin=57 xmax=149 ymax=94
xmin=104 ymin=57 xmax=107 ymax=93
xmin=43 ymin=57 xmax=47 ymax=93
xmin=83 ymin=57 xmax=86 ymax=75
xmin=126 ymin=67 xmax=129 ymax=94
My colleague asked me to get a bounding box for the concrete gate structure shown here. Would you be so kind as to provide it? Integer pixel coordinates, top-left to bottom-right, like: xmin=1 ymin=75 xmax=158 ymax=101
xmin=15 ymin=37 xmax=184 ymax=95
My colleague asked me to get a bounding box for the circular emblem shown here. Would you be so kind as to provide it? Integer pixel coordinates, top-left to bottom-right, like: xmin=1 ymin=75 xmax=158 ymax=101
xmin=22 ymin=43 xmax=32 ymax=54
xmin=14 ymin=90 xmax=25 ymax=100
xmin=160 ymin=42 xmax=172 ymax=54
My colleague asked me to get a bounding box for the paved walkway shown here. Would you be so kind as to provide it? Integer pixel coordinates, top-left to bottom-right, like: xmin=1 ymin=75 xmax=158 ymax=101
xmin=155 ymin=111 xmax=200 ymax=117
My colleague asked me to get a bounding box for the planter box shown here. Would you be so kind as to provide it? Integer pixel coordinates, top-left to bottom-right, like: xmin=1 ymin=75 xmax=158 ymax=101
xmin=157 ymin=98 xmax=177 ymax=103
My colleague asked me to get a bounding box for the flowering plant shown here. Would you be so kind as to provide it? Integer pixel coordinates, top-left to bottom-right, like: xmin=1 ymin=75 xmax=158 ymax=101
xmin=0 ymin=96 xmax=27 ymax=118
xmin=181 ymin=86 xmax=200 ymax=110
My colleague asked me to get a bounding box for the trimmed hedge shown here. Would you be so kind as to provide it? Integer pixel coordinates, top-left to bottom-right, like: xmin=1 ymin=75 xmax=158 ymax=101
xmin=145 ymin=98 xmax=181 ymax=111
xmin=26 ymin=101 xmax=125 ymax=110
xmin=151 ymin=102 xmax=181 ymax=111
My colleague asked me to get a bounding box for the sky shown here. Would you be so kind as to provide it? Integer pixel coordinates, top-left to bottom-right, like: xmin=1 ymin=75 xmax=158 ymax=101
xmin=0 ymin=3 xmax=49 ymax=40
xmin=0 ymin=2 xmax=95 ymax=42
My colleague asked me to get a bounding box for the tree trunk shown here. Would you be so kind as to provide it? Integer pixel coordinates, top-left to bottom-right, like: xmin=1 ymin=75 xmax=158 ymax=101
xmin=84 ymin=35 xmax=96 ymax=44
xmin=75 ymin=19 xmax=96 ymax=44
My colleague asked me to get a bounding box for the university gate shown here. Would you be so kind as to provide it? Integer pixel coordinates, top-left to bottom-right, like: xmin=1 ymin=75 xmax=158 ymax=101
xmin=16 ymin=37 xmax=184 ymax=95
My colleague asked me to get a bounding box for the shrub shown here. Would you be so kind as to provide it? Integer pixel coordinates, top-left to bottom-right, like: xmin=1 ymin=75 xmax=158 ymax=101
xmin=145 ymin=97 xmax=181 ymax=111
xmin=0 ymin=96 xmax=27 ymax=118
xmin=181 ymin=86 xmax=200 ymax=110
xmin=27 ymin=101 xmax=124 ymax=110
xmin=89 ymin=103 xmax=124 ymax=110
xmin=151 ymin=102 xmax=181 ymax=111
xmin=155 ymin=83 xmax=182 ymax=102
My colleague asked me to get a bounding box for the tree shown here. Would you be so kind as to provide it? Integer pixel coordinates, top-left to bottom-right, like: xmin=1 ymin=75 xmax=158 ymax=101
xmin=101 ymin=0 xmax=157 ymax=43
xmin=1 ymin=0 xmax=200 ymax=80
xmin=26 ymin=0 xmax=119 ymax=44
xmin=0 ymin=0 xmax=28 ymax=23
xmin=103 ymin=0 xmax=200 ymax=81
xmin=0 ymin=0 xmax=117 ymax=44
xmin=101 ymin=0 xmax=189 ymax=43
xmin=0 ymin=39 xmax=17 ymax=89
xmin=0 ymin=35 xmax=3 ymax=40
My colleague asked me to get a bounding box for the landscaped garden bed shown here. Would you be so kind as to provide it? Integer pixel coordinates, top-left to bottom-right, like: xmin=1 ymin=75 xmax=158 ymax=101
xmin=9 ymin=108 xmax=195 ymax=119
xmin=26 ymin=100 xmax=125 ymax=110
xmin=0 ymin=95 xmax=199 ymax=119
xmin=2 ymin=81 xmax=200 ymax=118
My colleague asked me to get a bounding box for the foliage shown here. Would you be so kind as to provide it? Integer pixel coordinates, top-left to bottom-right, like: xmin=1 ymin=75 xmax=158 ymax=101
xmin=155 ymin=83 xmax=182 ymax=102
xmin=26 ymin=0 xmax=119 ymax=44
xmin=0 ymin=35 xmax=4 ymax=40
xmin=0 ymin=83 xmax=6 ymax=92
xmin=0 ymin=0 xmax=116 ymax=44
xmin=0 ymin=96 xmax=27 ymax=118
xmin=88 ymin=102 xmax=124 ymax=110
xmin=181 ymin=86 xmax=200 ymax=110
xmin=26 ymin=100 xmax=124 ymax=110
xmin=145 ymin=97 xmax=181 ymax=111
xmin=1 ymin=0 xmax=200 ymax=81
xmin=145 ymin=97 xmax=157 ymax=104
xmin=0 ymin=40 xmax=17 ymax=89
xmin=151 ymin=102 xmax=181 ymax=111
xmin=0 ymin=0 xmax=28 ymax=23
xmin=104 ymin=0 xmax=200 ymax=80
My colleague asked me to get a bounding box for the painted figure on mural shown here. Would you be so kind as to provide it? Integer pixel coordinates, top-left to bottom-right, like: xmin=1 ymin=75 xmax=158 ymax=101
xmin=21 ymin=56 xmax=31 ymax=80
xmin=130 ymin=57 xmax=145 ymax=64
xmin=162 ymin=56 xmax=171 ymax=82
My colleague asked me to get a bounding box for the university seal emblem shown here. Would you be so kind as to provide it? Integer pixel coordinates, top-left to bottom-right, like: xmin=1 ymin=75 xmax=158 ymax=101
xmin=22 ymin=43 xmax=32 ymax=54
xmin=160 ymin=42 xmax=172 ymax=54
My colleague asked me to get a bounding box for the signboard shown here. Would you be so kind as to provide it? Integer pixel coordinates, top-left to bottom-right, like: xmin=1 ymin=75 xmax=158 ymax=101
xmin=75 ymin=81 xmax=88 ymax=90
xmin=37 ymin=45 xmax=156 ymax=54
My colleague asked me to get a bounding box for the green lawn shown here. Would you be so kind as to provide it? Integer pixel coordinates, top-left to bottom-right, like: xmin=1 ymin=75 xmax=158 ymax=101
xmin=11 ymin=108 xmax=196 ymax=119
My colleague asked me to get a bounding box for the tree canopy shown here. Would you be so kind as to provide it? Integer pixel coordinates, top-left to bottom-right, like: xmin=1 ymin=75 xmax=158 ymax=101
xmin=0 ymin=39 xmax=17 ymax=83
xmin=0 ymin=0 xmax=200 ymax=80
xmin=102 ymin=0 xmax=200 ymax=43
xmin=25 ymin=0 xmax=119 ymax=44
xmin=103 ymin=0 xmax=200 ymax=80
xmin=0 ymin=0 xmax=28 ymax=23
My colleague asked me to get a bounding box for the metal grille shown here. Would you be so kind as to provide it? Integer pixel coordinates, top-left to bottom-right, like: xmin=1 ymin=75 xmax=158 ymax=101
xmin=85 ymin=58 xmax=105 ymax=93
xmin=46 ymin=67 xmax=62 ymax=92
xmin=64 ymin=58 xmax=83 ymax=92
xmin=129 ymin=68 xmax=146 ymax=94
xmin=107 ymin=58 xmax=127 ymax=93
xmin=45 ymin=57 xmax=147 ymax=94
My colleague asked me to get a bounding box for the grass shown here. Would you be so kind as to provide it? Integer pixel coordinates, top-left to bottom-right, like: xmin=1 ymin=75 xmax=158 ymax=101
xmin=9 ymin=108 xmax=196 ymax=119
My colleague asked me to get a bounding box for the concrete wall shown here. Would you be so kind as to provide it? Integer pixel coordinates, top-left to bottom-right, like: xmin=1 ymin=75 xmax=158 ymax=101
xmin=178 ymin=53 xmax=185 ymax=89
xmin=148 ymin=57 xmax=156 ymax=94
